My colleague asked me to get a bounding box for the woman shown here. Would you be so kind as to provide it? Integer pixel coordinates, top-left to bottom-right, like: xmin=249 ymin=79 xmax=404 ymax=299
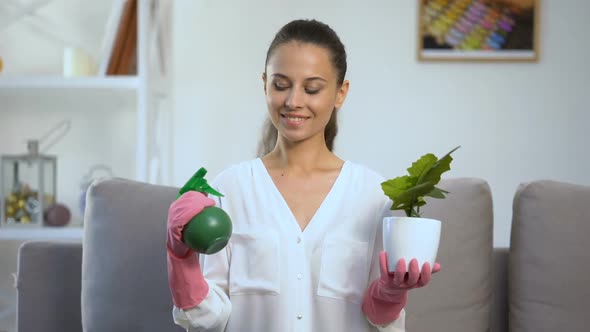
xmin=167 ymin=19 xmax=440 ymax=332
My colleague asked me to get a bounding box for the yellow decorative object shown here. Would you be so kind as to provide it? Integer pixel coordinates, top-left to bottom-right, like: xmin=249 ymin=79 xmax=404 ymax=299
xmin=6 ymin=205 xmax=15 ymax=217
xmin=1 ymin=145 xmax=57 ymax=226
xmin=7 ymin=193 xmax=18 ymax=204
xmin=17 ymin=199 xmax=26 ymax=209
xmin=1 ymin=121 xmax=68 ymax=226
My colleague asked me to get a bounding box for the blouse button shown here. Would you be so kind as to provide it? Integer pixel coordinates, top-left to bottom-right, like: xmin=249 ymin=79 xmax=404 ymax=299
xmin=297 ymin=314 xmax=303 ymax=320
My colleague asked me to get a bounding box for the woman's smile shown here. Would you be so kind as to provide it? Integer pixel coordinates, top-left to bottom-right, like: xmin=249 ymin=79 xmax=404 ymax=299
xmin=281 ymin=113 xmax=310 ymax=126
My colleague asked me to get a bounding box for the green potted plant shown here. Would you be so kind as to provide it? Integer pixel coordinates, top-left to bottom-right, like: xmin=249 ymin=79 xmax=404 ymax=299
xmin=381 ymin=146 xmax=460 ymax=271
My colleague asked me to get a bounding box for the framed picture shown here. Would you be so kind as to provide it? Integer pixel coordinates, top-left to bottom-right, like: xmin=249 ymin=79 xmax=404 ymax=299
xmin=417 ymin=0 xmax=539 ymax=62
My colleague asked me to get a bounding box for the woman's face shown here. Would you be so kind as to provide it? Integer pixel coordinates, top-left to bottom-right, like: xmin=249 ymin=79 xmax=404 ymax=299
xmin=263 ymin=41 xmax=349 ymax=147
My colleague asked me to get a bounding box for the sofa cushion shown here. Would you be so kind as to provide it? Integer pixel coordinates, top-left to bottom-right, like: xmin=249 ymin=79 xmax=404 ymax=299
xmin=17 ymin=241 xmax=83 ymax=332
xmin=82 ymin=178 xmax=183 ymax=332
xmin=509 ymin=180 xmax=590 ymax=332
xmin=405 ymin=178 xmax=494 ymax=331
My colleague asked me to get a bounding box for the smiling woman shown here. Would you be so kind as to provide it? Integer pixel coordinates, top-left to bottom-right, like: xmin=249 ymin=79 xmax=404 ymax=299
xmin=257 ymin=20 xmax=348 ymax=157
xmin=262 ymin=41 xmax=348 ymax=155
xmin=166 ymin=18 xmax=441 ymax=332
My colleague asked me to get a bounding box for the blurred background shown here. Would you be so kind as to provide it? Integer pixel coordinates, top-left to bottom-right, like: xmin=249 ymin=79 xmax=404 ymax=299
xmin=0 ymin=1 xmax=589 ymax=331
xmin=0 ymin=0 xmax=588 ymax=245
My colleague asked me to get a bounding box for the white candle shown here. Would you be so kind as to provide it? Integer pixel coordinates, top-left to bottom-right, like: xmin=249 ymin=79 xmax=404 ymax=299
xmin=63 ymin=47 xmax=97 ymax=77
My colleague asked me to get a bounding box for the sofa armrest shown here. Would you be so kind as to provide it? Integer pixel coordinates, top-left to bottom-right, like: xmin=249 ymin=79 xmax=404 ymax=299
xmin=16 ymin=240 xmax=82 ymax=332
xmin=491 ymin=247 xmax=508 ymax=332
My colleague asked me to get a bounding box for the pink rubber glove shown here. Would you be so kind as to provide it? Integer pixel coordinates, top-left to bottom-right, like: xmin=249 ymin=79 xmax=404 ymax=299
xmin=167 ymin=191 xmax=215 ymax=309
xmin=362 ymin=251 xmax=441 ymax=325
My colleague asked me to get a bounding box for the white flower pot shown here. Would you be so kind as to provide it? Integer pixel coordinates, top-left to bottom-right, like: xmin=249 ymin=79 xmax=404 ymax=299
xmin=382 ymin=216 xmax=441 ymax=272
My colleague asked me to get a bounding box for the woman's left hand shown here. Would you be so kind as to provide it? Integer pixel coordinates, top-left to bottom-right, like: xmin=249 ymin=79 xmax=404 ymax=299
xmin=361 ymin=251 xmax=441 ymax=325
xmin=378 ymin=251 xmax=441 ymax=292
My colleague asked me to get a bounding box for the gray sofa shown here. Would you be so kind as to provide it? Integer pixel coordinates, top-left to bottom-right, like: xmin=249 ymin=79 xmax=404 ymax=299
xmin=14 ymin=178 xmax=590 ymax=331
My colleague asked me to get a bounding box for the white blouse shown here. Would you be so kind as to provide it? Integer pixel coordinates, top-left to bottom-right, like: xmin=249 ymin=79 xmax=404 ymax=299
xmin=172 ymin=158 xmax=405 ymax=332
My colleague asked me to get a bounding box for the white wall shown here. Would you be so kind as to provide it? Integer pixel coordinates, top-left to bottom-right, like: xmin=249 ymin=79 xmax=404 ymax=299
xmin=0 ymin=0 xmax=113 ymax=75
xmin=173 ymin=0 xmax=590 ymax=247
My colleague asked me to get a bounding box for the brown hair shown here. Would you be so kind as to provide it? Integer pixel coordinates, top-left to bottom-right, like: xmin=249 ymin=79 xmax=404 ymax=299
xmin=257 ymin=19 xmax=347 ymax=157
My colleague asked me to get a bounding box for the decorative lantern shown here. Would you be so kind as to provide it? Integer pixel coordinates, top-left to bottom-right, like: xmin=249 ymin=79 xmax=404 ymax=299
xmin=1 ymin=140 xmax=57 ymax=227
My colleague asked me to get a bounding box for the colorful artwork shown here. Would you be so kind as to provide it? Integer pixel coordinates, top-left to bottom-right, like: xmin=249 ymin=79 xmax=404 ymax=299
xmin=418 ymin=0 xmax=539 ymax=61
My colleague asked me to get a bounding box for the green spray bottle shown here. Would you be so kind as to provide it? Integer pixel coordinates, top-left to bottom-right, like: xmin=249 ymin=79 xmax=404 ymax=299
xmin=178 ymin=167 xmax=232 ymax=255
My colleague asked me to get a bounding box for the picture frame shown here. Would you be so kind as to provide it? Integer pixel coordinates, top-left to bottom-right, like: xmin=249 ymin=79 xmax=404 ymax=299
xmin=417 ymin=0 xmax=540 ymax=62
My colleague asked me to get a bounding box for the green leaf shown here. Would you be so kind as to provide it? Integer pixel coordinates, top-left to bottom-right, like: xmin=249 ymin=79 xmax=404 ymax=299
xmin=382 ymin=146 xmax=460 ymax=217
xmin=381 ymin=175 xmax=415 ymax=201
xmin=389 ymin=181 xmax=436 ymax=210
xmin=407 ymin=153 xmax=438 ymax=178
xmin=426 ymin=187 xmax=449 ymax=199
xmin=419 ymin=146 xmax=460 ymax=187
xmin=416 ymin=197 xmax=427 ymax=206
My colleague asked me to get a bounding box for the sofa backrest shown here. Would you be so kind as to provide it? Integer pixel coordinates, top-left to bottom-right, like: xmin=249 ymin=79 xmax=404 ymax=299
xmin=405 ymin=178 xmax=494 ymax=331
xmin=82 ymin=178 xmax=183 ymax=332
xmin=509 ymin=180 xmax=590 ymax=332
xmin=82 ymin=176 xmax=496 ymax=331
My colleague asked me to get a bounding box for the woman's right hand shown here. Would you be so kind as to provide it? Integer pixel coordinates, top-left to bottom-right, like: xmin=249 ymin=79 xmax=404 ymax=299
xmin=167 ymin=191 xmax=215 ymax=258
xmin=166 ymin=190 xmax=215 ymax=309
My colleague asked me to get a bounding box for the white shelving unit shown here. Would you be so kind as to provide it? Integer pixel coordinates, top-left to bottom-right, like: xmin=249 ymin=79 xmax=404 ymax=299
xmin=0 ymin=3 xmax=174 ymax=328
xmin=0 ymin=76 xmax=139 ymax=89
xmin=0 ymin=0 xmax=173 ymax=186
